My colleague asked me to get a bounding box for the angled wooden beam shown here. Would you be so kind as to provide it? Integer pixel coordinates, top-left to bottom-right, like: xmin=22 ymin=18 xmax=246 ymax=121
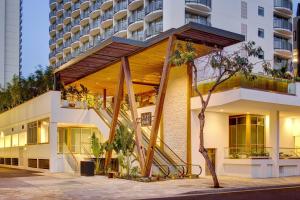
xmin=122 ymin=56 xmax=146 ymax=172
xmin=104 ymin=65 xmax=124 ymax=169
xmin=143 ymin=36 xmax=176 ymax=177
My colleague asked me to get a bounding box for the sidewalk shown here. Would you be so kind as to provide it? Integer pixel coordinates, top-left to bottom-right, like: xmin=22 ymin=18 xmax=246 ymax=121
xmin=1 ymin=171 xmax=300 ymax=200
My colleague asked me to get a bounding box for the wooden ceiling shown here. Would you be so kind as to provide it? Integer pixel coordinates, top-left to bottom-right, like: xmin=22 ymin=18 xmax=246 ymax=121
xmin=55 ymin=22 xmax=245 ymax=96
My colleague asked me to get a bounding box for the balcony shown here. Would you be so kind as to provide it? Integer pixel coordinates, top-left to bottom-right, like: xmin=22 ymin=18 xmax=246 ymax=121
xmin=63 ymin=25 xmax=72 ymax=37
xmin=49 ymin=38 xmax=56 ymax=46
xmin=50 ymin=0 xmax=57 ymax=9
xmin=49 ymin=10 xmax=57 ymax=20
xmin=185 ymin=0 xmax=212 ymax=13
xmin=90 ymin=20 xmax=101 ymax=35
xmin=128 ymin=11 xmax=144 ymax=31
xmin=101 ymin=0 xmax=113 ymax=10
xmin=274 ymin=0 xmax=293 ymax=16
xmin=63 ymin=10 xmax=72 ymax=24
xmin=274 ymin=38 xmax=293 ymax=58
xmin=185 ymin=15 xmax=211 ymax=26
xmin=71 ymin=2 xmax=80 ymax=17
xmin=113 ymin=21 xmax=127 ymax=37
xmin=80 ymin=0 xmax=90 ymax=10
xmin=131 ymin=32 xmax=144 ymax=41
xmin=101 ymin=11 xmax=113 ymax=28
xmin=56 ymin=32 xmax=64 ymax=44
xmin=145 ymin=0 xmax=163 ymax=22
xmin=56 ymin=3 xmax=64 ymax=16
xmin=80 ymin=26 xmax=90 ymax=42
xmin=80 ymin=10 xmax=90 ymax=26
xmin=90 ymin=2 xmax=101 ymax=18
xmin=224 ymin=146 xmax=272 ymax=159
xmin=56 ymin=18 xmax=64 ymax=29
xmin=273 ymin=17 xmax=292 ymax=36
xmin=71 ymin=34 xmax=80 ymax=48
xmin=114 ymin=0 xmax=127 ymax=19
xmin=102 ymin=28 xmax=114 ymax=40
xmin=90 ymin=34 xmax=102 ymax=47
xmin=49 ymin=50 xmax=57 ymax=60
xmin=71 ymin=18 xmax=81 ymax=32
xmin=128 ymin=0 xmax=144 ymax=11
xmin=145 ymin=23 xmax=163 ymax=39
xmin=63 ymin=40 xmax=72 ymax=52
xmin=194 ymin=73 xmax=295 ymax=97
xmin=49 ymin=24 xmax=57 ymax=36
xmin=63 ymin=0 xmax=71 ymax=9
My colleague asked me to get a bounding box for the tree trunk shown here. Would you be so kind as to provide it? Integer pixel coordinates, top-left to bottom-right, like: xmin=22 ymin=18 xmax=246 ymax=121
xmin=198 ymin=110 xmax=220 ymax=188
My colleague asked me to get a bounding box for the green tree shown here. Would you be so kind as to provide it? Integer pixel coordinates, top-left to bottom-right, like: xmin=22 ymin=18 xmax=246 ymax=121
xmin=91 ymin=133 xmax=106 ymax=174
xmin=113 ymin=125 xmax=137 ymax=178
xmin=171 ymin=41 xmax=272 ymax=188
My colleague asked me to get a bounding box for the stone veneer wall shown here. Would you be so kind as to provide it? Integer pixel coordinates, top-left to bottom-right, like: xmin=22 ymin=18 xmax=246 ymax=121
xmin=163 ymin=66 xmax=189 ymax=162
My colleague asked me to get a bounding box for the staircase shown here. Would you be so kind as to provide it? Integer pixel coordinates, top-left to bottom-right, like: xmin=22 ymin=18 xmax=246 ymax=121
xmin=92 ymin=105 xmax=202 ymax=178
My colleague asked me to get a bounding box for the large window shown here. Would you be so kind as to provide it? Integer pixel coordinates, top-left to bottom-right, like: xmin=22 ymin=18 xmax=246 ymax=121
xmin=57 ymin=127 xmax=101 ymax=154
xmin=229 ymin=116 xmax=247 ymax=151
xmin=229 ymin=115 xmax=265 ymax=156
xmin=27 ymin=121 xmax=38 ymax=145
xmin=28 ymin=119 xmax=49 ymax=145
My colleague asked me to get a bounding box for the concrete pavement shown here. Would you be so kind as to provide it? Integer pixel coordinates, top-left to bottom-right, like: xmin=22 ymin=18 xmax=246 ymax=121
xmin=1 ymin=167 xmax=300 ymax=199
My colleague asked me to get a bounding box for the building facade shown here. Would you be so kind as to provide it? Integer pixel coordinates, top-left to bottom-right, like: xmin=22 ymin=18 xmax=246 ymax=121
xmin=0 ymin=0 xmax=22 ymax=88
xmin=49 ymin=0 xmax=294 ymax=72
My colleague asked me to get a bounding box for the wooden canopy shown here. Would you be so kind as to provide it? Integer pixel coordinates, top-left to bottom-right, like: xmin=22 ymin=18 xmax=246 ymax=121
xmin=55 ymin=22 xmax=244 ymax=93
xmin=54 ymin=22 xmax=245 ymax=176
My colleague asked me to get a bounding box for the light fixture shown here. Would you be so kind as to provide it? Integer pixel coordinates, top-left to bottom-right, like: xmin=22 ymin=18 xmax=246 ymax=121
xmin=219 ymin=109 xmax=224 ymax=112
xmin=0 ymin=132 xmax=3 ymax=137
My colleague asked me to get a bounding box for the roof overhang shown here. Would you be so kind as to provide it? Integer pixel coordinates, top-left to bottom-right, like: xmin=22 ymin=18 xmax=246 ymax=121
xmin=55 ymin=22 xmax=245 ymax=86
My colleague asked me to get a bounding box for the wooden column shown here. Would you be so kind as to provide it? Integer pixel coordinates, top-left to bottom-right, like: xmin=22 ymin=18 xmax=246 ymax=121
xmin=122 ymin=56 xmax=146 ymax=172
xmin=103 ymin=88 xmax=107 ymax=109
xmin=143 ymin=36 xmax=176 ymax=176
xmin=104 ymin=65 xmax=124 ymax=169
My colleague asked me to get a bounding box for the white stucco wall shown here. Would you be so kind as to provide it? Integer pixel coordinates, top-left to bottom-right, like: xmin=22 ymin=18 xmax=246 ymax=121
xmin=191 ymin=111 xmax=229 ymax=176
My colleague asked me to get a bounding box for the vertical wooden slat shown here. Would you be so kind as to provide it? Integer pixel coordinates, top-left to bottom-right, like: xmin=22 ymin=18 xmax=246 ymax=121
xmin=104 ymin=65 xmax=124 ymax=169
xmin=103 ymin=88 xmax=107 ymax=109
xmin=122 ymin=56 xmax=146 ymax=172
xmin=143 ymin=36 xmax=176 ymax=176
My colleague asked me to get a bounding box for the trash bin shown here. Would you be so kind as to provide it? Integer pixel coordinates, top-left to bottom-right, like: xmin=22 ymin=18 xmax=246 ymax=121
xmin=80 ymin=161 xmax=95 ymax=176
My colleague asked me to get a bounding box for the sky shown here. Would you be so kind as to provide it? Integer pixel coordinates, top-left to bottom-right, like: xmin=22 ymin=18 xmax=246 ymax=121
xmin=21 ymin=0 xmax=300 ymax=77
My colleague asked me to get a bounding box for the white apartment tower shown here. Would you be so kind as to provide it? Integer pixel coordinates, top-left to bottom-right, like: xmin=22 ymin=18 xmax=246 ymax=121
xmin=0 ymin=0 xmax=22 ymax=88
xmin=49 ymin=0 xmax=293 ymax=71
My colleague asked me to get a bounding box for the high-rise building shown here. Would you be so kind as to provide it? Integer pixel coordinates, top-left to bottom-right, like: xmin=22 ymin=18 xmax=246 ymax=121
xmin=49 ymin=0 xmax=293 ymax=72
xmin=294 ymin=3 xmax=300 ymax=77
xmin=0 ymin=0 xmax=22 ymax=88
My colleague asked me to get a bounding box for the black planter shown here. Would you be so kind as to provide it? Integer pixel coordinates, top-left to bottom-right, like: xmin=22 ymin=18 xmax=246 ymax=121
xmin=80 ymin=161 xmax=95 ymax=176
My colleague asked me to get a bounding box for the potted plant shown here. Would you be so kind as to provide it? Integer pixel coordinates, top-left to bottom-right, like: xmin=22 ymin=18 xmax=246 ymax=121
xmin=74 ymin=87 xmax=82 ymax=108
xmin=80 ymin=84 xmax=89 ymax=109
xmin=61 ymin=86 xmax=69 ymax=108
xmin=67 ymin=85 xmax=77 ymax=107
xmin=91 ymin=133 xmax=105 ymax=175
xmin=113 ymin=125 xmax=138 ymax=179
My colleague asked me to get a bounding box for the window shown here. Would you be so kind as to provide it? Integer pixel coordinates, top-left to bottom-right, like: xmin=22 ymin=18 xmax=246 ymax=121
xmin=12 ymin=134 xmax=19 ymax=147
xmin=258 ymin=6 xmax=264 ymax=16
xmin=38 ymin=119 xmax=49 ymax=144
xmin=241 ymin=1 xmax=247 ymax=19
xmin=18 ymin=132 xmax=27 ymax=146
xmin=229 ymin=115 xmax=265 ymax=158
xmin=258 ymin=28 xmax=264 ymax=38
xmin=0 ymin=134 xmax=4 ymax=148
xmin=27 ymin=121 xmax=38 ymax=145
xmin=4 ymin=135 xmax=11 ymax=148
xmin=241 ymin=23 xmax=247 ymax=40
